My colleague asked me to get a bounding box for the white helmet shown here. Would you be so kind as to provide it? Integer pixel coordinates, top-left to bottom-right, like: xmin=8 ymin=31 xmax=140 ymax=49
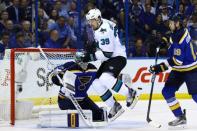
xmin=86 ymin=8 xmax=101 ymax=21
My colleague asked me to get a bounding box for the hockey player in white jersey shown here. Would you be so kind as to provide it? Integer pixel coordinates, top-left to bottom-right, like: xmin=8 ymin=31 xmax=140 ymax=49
xmin=85 ymin=8 xmax=139 ymax=121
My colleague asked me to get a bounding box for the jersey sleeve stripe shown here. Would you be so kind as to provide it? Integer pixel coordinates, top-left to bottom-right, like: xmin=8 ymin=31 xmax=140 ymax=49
xmin=173 ymin=57 xmax=183 ymax=66
xmin=190 ymin=42 xmax=197 ymax=61
xmin=169 ymin=37 xmax=173 ymax=44
xmin=179 ymin=29 xmax=188 ymax=44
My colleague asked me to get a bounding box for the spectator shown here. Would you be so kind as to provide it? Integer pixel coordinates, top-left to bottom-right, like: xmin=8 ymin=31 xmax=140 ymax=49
xmin=38 ymin=8 xmax=49 ymax=34
xmin=6 ymin=0 xmax=24 ymax=23
xmin=43 ymin=29 xmax=62 ymax=48
xmin=21 ymin=20 xmax=32 ymax=46
xmin=4 ymin=20 xmax=16 ymax=42
xmin=54 ymin=0 xmax=69 ymax=18
xmin=194 ymin=0 xmax=197 ymax=13
xmin=84 ymin=2 xmax=95 ymax=14
xmin=175 ymin=3 xmax=186 ymax=20
xmin=129 ymin=0 xmax=144 ymax=21
xmin=128 ymin=37 xmax=147 ymax=57
xmin=183 ymin=17 xmax=189 ymax=28
xmin=83 ymin=18 xmax=95 ymax=45
xmin=142 ymin=0 xmax=156 ymax=14
xmin=153 ymin=13 xmax=168 ymax=34
xmin=101 ymin=0 xmax=122 ymax=20
xmin=160 ymin=3 xmax=170 ymax=21
xmin=181 ymin=0 xmax=195 ymax=17
xmin=38 ymin=8 xmax=49 ymax=21
xmin=68 ymin=1 xmax=78 ymax=27
xmin=20 ymin=0 xmax=32 ymax=22
xmin=0 ymin=0 xmax=11 ymax=12
xmin=166 ymin=0 xmax=175 ymax=7
xmin=48 ymin=9 xmax=59 ymax=27
xmin=67 ymin=16 xmax=77 ymax=48
xmin=39 ymin=0 xmax=53 ymax=16
xmin=9 ymin=32 xmax=31 ymax=48
xmin=61 ymin=0 xmax=71 ymax=12
xmin=48 ymin=16 xmax=71 ymax=48
xmin=38 ymin=18 xmax=49 ymax=46
xmin=129 ymin=0 xmax=145 ymax=38
xmin=0 ymin=10 xmax=9 ymax=35
xmin=140 ymin=3 xmax=155 ymax=35
xmin=189 ymin=12 xmax=197 ymax=46
xmin=146 ymin=30 xmax=168 ymax=57
xmin=0 ymin=31 xmax=10 ymax=56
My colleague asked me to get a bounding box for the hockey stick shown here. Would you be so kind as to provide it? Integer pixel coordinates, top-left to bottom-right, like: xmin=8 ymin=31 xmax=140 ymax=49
xmin=38 ymin=46 xmax=93 ymax=127
xmin=146 ymin=47 xmax=162 ymax=128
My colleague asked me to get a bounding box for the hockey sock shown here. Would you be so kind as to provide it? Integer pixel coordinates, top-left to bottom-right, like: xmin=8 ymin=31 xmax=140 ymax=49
xmin=100 ymin=89 xmax=115 ymax=107
xmin=192 ymin=94 xmax=197 ymax=103
xmin=90 ymin=79 xmax=115 ymax=107
xmin=99 ymin=73 xmax=129 ymax=96
xmin=166 ymin=97 xmax=183 ymax=117
xmin=162 ymin=87 xmax=183 ymax=117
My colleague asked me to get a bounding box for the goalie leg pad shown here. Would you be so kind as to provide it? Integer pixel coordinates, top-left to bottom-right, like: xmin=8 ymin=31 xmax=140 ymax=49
xmin=38 ymin=110 xmax=93 ymax=128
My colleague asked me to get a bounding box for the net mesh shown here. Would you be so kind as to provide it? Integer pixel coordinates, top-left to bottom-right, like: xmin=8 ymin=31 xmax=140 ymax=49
xmin=0 ymin=48 xmax=76 ymax=123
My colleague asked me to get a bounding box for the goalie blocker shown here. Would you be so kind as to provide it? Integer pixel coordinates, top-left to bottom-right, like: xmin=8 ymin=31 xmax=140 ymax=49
xmin=41 ymin=56 xmax=108 ymax=128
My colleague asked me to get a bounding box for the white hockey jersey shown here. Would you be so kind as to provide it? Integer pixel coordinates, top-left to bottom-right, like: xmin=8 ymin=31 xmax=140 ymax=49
xmin=94 ymin=19 xmax=127 ymax=61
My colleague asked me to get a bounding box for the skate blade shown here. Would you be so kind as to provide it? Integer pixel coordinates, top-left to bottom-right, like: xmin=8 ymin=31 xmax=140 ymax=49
xmin=168 ymin=124 xmax=187 ymax=130
xmin=109 ymin=108 xmax=125 ymax=122
xmin=128 ymin=95 xmax=139 ymax=109
xmin=129 ymin=87 xmax=142 ymax=109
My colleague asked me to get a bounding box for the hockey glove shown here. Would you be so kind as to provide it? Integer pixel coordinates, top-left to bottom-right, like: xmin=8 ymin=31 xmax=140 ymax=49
xmin=49 ymin=65 xmax=65 ymax=86
xmin=149 ymin=62 xmax=168 ymax=74
xmin=159 ymin=36 xmax=168 ymax=48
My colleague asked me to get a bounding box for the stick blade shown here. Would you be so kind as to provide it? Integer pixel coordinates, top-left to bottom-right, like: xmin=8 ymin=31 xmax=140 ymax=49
xmin=148 ymin=120 xmax=162 ymax=128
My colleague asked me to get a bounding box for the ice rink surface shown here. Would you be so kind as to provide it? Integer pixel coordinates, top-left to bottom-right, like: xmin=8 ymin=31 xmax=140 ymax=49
xmin=1 ymin=100 xmax=197 ymax=131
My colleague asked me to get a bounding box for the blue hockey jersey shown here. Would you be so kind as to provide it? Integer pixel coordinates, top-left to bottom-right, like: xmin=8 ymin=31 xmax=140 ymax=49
xmin=56 ymin=61 xmax=97 ymax=98
xmin=168 ymin=28 xmax=197 ymax=72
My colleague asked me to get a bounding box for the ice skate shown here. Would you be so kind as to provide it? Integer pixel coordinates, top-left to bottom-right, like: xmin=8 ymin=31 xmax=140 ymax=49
xmin=168 ymin=109 xmax=187 ymax=128
xmin=126 ymin=87 xmax=141 ymax=109
xmin=108 ymin=102 xmax=125 ymax=122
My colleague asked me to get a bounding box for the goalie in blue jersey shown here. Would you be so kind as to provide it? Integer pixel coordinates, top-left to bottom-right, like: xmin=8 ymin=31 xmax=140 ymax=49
xmin=149 ymin=16 xmax=197 ymax=127
xmin=49 ymin=51 xmax=106 ymax=122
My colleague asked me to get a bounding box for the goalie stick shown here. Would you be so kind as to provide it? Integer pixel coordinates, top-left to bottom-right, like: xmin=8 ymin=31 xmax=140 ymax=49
xmin=38 ymin=46 xmax=93 ymax=127
xmin=146 ymin=47 xmax=162 ymax=128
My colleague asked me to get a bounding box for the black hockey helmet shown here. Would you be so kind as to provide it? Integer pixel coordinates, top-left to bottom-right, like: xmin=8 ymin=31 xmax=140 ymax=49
xmin=169 ymin=15 xmax=183 ymax=23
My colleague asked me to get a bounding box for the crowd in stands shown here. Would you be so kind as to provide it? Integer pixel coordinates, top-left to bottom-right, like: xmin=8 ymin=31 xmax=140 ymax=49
xmin=0 ymin=0 xmax=196 ymax=59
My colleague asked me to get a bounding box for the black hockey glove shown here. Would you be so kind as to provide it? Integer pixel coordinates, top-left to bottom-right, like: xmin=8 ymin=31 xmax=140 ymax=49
xmin=83 ymin=41 xmax=97 ymax=62
xmin=83 ymin=52 xmax=96 ymax=62
xmin=149 ymin=62 xmax=168 ymax=74
xmin=84 ymin=41 xmax=97 ymax=54
xmin=159 ymin=37 xmax=168 ymax=48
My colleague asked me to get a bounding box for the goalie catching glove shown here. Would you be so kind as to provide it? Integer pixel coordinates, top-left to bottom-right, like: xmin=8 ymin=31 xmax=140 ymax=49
xmin=149 ymin=62 xmax=168 ymax=74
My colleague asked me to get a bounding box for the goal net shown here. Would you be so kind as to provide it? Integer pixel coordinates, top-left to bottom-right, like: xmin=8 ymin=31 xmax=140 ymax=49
xmin=0 ymin=48 xmax=76 ymax=125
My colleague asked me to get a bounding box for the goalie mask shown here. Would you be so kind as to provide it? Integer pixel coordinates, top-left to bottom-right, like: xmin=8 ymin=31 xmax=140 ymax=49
xmin=75 ymin=51 xmax=88 ymax=70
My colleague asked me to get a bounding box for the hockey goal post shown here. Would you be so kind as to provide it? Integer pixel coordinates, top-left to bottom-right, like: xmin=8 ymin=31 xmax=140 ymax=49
xmin=0 ymin=48 xmax=76 ymax=125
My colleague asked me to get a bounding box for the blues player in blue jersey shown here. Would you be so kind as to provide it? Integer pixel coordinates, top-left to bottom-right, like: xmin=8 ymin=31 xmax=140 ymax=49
xmin=149 ymin=16 xmax=197 ymax=127
xmin=50 ymin=52 xmax=105 ymax=122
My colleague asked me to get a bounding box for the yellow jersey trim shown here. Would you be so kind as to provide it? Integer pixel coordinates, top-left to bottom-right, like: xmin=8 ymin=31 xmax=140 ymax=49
xmin=190 ymin=42 xmax=197 ymax=61
xmin=172 ymin=64 xmax=197 ymax=72
xmin=169 ymin=37 xmax=173 ymax=44
xmin=172 ymin=57 xmax=182 ymax=66
xmin=179 ymin=29 xmax=188 ymax=44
